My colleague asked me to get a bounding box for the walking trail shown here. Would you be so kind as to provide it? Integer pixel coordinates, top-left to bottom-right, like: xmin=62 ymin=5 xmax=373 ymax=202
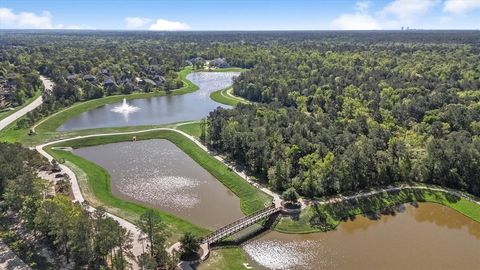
xmin=35 ymin=125 xmax=480 ymax=269
xmin=4 ymin=77 xmax=478 ymax=269
xmin=0 ymin=76 xmax=52 ymax=130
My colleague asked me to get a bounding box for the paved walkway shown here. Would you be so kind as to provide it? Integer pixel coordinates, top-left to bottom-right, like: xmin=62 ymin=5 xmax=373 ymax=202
xmin=0 ymin=76 xmax=51 ymax=131
xmin=35 ymin=126 xmax=276 ymax=269
xmin=219 ymin=87 xmax=250 ymax=105
xmin=32 ymin=124 xmax=480 ymax=269
xmin=314 ymin=184 xmax=480 ymax=207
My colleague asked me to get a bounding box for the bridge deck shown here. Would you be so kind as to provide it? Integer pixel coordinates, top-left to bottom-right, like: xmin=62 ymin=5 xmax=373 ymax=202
xmin=202 ymin=204 xmax=281 ymax=245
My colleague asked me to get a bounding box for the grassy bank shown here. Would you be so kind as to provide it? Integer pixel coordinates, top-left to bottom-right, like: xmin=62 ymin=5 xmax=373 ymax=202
xmin=48 ymin=129 xmax=271 ymax=215
xmin=177 ymin=122 xmax=202 ymax=138
xmin=0 ymin=121 xmax=179 ymax=147
xmin=275 ymin=187 xmax=480 ymax=234
xmin=198 ymin=247 xmax=248 ymax=270
xmin=210 ymin=87 xmax=250 ymax=107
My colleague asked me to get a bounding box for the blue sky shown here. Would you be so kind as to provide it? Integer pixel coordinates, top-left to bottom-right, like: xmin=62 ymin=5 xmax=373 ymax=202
xmin=1 ymin=0 xmax=479 ymax=30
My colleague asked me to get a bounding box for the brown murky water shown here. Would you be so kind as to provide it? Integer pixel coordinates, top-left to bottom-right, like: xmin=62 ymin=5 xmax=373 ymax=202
xmin=72 ymin=139 xmax=244 ymax=228
xmin=244 ymin=203 xmax=480 ymax=270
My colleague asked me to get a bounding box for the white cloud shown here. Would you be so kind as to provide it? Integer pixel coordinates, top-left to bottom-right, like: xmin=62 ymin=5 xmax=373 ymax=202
xmin=0 ymin=7 xmax=91 ymax=29
xmin=149 ymin=19 xmax=190 ymax=31
xmin=331 ymin=1 xmax=381 ymax=30
xmin=57 ymin=24 xmax=93 ymax=30
xmin=332 ymin=13 xmax=381 ymax=30
xmin=381 ymin=0 xmax=439 ymax=20
xmin=0 ymin=7 xmax=16 ymax=22
xmin=355 ymin=1 xmax=372 ymax=13
xmin=443 ymin=0 xmax=480 ymax=15
xmin=0 ymin=8 xmax=53 ymax=29
xmin=125 ymin=17 xmax=151 ymax=28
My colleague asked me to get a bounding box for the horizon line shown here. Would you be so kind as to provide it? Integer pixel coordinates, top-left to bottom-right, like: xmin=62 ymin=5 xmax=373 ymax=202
xmin=1 ymin=29 xmax=479 ymax=32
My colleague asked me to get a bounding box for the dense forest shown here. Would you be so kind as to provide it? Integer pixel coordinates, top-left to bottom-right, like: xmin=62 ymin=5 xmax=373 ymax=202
xmin=0 ymin=30 xmax=479 ymax=268
xmin=0 ymin=62 xmax=41 ymax=109
xmin=206 ymin=31 xmax=480 ymax=198
xmin=1 ymin=30 xmax=479 ymax=199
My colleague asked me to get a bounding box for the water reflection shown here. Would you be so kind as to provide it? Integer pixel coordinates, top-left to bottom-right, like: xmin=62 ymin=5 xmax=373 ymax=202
xmin=244 ymin=203 xmax=480 ymax=270
xmin=72 ymin=139 xmax=244 ymax=228
xmin=243 ymin=240 xmax=335 ymax=270
xmin=410 ymin=203 xmax=480 ymax=240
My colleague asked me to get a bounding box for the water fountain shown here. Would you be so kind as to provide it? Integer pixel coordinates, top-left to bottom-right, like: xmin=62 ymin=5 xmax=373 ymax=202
xmin=111 ymin=98 xmax=140 ymax=121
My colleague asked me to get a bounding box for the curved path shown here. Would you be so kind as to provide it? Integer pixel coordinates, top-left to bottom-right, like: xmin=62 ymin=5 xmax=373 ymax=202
xmin=314 ymin=184 xmax=480 ymax=206
xmin=35 ymin=125 xmax=480 ymax=269
xmin=0 ymin=76 xmax=52 ymax=130
xmin=220 ymin=88 xmax=249 ymax=105
xmin=21 ymin=75 xmax=479 ymax=269
xmin=35 ymin=126 xmax=276 ymax=269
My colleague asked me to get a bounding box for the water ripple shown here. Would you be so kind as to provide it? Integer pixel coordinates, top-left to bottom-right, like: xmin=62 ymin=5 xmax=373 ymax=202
xmin=118 ymin=175 xmax=201 ymax=208
xmin=243 ymin=239 xmax=334 ymax=270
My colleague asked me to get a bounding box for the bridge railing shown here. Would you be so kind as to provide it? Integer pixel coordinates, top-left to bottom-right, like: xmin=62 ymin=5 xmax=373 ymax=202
xmin=201 ymin=204 xmax=280 ymax=244
xmin=203 ymin=204 xmax=274 ymax=236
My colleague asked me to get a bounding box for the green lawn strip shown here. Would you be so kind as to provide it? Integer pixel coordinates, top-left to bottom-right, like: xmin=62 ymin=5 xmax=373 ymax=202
xmin=210 ymin=87 xmax=249 ymax=107
xmin=0 ymin=121 xmax=177 ymax=147
xmin=36 ymin=67 xmax=197 ymax=133
xmin=225 ymin=88 xmax=250 ymax=104
xmin=210 ymin=87 xmax=238 ymax=106
xmin=49 ymin=129 xmax=271 ymax=215
xmin=176 ymin=122 xmax=202 ymax=138
xmin=198 ymin=247 xmax=248 ymax=270
xmin=0 ymin=90 xmax=42 ymax=121
xmin=275 ymin=188 xmax=480 ymax=234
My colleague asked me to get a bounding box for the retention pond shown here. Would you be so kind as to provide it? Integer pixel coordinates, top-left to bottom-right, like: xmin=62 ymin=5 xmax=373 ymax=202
xmin=58 ymin=72 xmax=239 ymax=131
xmin=72 ymin=139 xmax=244 ymax=228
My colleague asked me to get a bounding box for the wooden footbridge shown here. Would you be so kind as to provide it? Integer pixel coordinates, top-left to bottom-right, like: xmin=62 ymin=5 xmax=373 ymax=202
xmin=201 ymin=204 xmax=281 ymax=245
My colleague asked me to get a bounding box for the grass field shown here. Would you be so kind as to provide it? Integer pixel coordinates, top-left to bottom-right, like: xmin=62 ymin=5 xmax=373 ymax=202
xmin=177 ymin=122 xmax=203 ymax=138
xmin=275 ymin=187 xmax=480 ymax=234
xmin=0 ymin=121 xmax=179 ymax=147
xmin=198 ymin=247 xmax=248 ymax=270
xmin=210 ymin=87 xmax=250 ymax=106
